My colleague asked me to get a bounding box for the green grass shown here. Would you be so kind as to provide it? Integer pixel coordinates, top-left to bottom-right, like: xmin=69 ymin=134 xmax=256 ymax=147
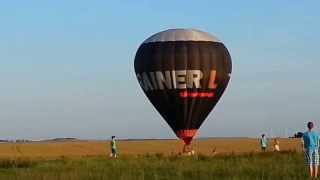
xmin=0 ymin=151 xmax=308 ymax=180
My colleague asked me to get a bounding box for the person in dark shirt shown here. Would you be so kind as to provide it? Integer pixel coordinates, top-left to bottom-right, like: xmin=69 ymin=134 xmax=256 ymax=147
xmin=260 ymin=134 xmax=268 ymax=152
xmin=110 ymin=136 xmax=117 ymax=158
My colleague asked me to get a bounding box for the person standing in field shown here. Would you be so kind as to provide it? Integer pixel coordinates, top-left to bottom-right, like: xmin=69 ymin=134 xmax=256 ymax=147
xmin=302 ymin=121 xmax=319 ymax=178
xmin=260 ymin=134 xmax=268 ymax=152
xmin=110 ymin=136 xmax=117 ymax=158
xmin=182 ymin=144 xmax=195 ymax=156
xmin=274 ymin=138 xmax=280 ymax=152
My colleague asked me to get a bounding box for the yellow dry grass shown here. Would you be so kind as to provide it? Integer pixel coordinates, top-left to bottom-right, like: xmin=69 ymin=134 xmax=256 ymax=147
xmin=0 ymin=138 xmax=302 ymax=159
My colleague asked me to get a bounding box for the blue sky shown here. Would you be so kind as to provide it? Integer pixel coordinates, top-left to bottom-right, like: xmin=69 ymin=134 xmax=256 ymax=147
xmin=0 ymin=1 xmax=319 ymax=139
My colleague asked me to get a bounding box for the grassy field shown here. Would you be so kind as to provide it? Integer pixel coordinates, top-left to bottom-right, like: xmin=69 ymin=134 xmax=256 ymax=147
xmin=0 ymin=138 xmax=305 ymax=179
xmin=0 ymin=151 xmax=307 ymax=180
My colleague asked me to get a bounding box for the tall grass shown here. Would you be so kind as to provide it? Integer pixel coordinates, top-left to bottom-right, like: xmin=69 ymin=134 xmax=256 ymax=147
xmin=0 ymin=151 xmax=307 ymax=180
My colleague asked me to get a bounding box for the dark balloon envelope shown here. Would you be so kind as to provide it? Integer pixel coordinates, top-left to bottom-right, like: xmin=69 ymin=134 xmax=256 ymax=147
xmin=134 ymin=29 xmax=232 ymax=144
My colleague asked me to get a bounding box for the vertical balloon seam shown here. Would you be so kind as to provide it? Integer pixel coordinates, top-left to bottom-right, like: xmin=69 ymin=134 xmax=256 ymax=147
xmin=185 ymin=42 xmax=192 ymax=130
xmin=187 ymin=42 xmax=198 ymax=131
xmin=181 ymin=42 xmax=189 ymax=133
xmin=170 ymin=42 xmax=177 ymax=132
xmin=194 ymin=42 xmax=206 ymax=130
xmin=159 ymin=43 xmax=170 ymax=127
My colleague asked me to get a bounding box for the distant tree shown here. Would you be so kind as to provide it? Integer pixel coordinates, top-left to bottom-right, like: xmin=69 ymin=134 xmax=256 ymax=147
xmin=294 ymin=132 xmax=304 ymax=138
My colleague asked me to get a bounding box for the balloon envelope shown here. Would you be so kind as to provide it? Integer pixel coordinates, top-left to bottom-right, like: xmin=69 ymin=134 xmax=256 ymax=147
xmin=134 ymin=29 xmax=232 ymax=144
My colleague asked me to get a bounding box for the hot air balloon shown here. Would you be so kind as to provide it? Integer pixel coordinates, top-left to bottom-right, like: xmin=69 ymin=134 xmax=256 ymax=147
xmin=134 ymin=29 xmax=232 ymax=146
